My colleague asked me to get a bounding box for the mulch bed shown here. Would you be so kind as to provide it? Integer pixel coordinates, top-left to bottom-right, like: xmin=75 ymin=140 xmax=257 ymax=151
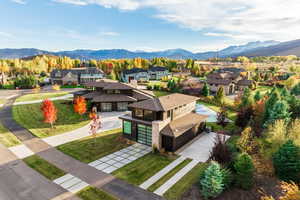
xmin=181 ymin=174 xmax=282 ymax=200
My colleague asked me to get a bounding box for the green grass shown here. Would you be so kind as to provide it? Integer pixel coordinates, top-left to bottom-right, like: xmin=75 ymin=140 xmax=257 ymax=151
xmin=148 ymin=159 xmax=192 ymax=192
xmin=23 ymin=155 xmax=66 ymax=180
xmin=112 ymin=153 xmax=177 ymax=186
xmin=12 ymin=100 xmax=90 ymax=138
xmin=153 ymin=90 xmax=171 ymax=97
xmin=15 ymin=92 xmax=68 ymax=102
xmin=164 ymin=163 xmax=208 ymax=200
xmin=77 ymin=187 xmax=117 ymax=200
xmin=0 ymin=123 xmax=21 ymax=147
xmin=57 ymin=129 xmax=128 ymax=163
xmin=206 ymin=122 xmax=239 ymax=133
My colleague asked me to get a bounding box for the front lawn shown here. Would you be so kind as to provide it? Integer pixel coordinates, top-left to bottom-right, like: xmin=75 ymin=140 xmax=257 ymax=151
xmin=206 ymin=122 xmax=239 ymax=133
xmin=12 ymin=100 xmax=90 ymax=138
xmin=77 ymin=187 xmax=117 ymax=200
xmin=0 ymin=122 xmax=21 ymax=147
xmin=164 ymin=163 xmax=208 ymax=200
xmin=15 ymin=92 xmax=69 ymax=102
xmin=57 ymin=129 xmax=128 ymax=163
xmin=112 ymin=153 xmax=177 ymax=186
xmin=23 ymin=155 xmax=66 ymax=180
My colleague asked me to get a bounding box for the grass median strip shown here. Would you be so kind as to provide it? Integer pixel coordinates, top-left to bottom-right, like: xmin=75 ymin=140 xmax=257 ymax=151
xmin=77 ymin=187 xmax=117 ymax=200
xmin=112 ymin=153 xmax=177 ymax=186
xmin=148 ymin=158 xmax=192 ymax=192
xmin=163 ymin=163 xmax=208 ymax=200
xmin=13 ymin=100 xmax=90 ymax=138
xmin=57 ymin=128 xmax=127 ymax=163
xmin=23 ymin=155 xmax=66 ymax=180
xmin=0 ymin=122 xmax=21 ymax=147
xmin=15 ymin=92 xmax=69 ymax=102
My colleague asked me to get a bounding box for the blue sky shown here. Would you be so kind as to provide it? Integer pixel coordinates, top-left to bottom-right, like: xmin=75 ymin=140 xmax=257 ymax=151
xmin=2 ymin=0 xmax=300 ymax=52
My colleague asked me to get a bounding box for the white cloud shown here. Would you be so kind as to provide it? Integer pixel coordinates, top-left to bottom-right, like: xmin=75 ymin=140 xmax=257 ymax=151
xmin=0 ymin=32 xmax=14 ymax=38
xmin=11 ymin=0 xmax=26 ymax=4
xmin=52 ymin=0 xmax=300 ymax=43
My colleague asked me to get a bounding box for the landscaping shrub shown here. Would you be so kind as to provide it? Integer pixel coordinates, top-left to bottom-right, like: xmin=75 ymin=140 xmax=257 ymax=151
xmin=199 ymin=161 xmax=225 ymax=199
xmin=234 ymin=153 xmax=254 ymax=190
xmin=291 ymin=82 xmax=300 ymax=95
xmin=216 ymin=106 xmax=228 ymax=127
xmin=221 ymin=167 xmax=233 ymax=189
xmin=210 ymin=134 xmax=233 ymax=166
xmin=237 ymin=127 xmax=254 ymax=153
xmin=264 ymin=100 xmax=291 ymax=127
xmin=214 ymin=87 xmax=225 ymax=104
xmin=272 ymin=140 xmax=300 ymax=182
xmin=14 ymin=75 xmax=38 ymax=89
xmin=201 ymin=83 xmax=210 ymax=97
xmin=235 ymin=107 xmax=253 ymax=128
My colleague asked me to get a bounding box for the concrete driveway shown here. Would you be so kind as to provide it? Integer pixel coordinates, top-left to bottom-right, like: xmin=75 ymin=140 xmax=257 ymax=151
xmin=178 ymin=132 xmax=230 ymax=162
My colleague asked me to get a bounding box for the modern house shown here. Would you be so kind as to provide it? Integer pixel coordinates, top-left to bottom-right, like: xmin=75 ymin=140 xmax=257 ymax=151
xmin=50 ymin=67 xmax=105 ymax=85
xmin=121 ymin=66 xmax=170 ymax=83
xmin=119 ymin=93 xmax=208 ymax=152
xmin=121 ymin=68 xmax=149 ymax=83
xmin=148 ymin=66 xmax=170 ymax=80
xmin=81 ymin=80 xmax=154 ymax=112
xmin=206 ymin=71 xmax=252 ymax=95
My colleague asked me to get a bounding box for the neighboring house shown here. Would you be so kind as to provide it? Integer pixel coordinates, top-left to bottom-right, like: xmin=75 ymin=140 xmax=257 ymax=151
xmin=50 ymin=67 xmax=104 ymax=85
xmin=81 ymin=80 xmax=154 ymax=112
xmin=206 ymin=71 xmax=252 ymax=95
xmin=180 ymin=77 xmax=204 ymax=95
xmin=148 ymin=66 xmax=170 ymax=80
xmin=121 ymin=68 xmax=149 ymax=83
xmin=119 ymin=93 xmax=208 ymax=151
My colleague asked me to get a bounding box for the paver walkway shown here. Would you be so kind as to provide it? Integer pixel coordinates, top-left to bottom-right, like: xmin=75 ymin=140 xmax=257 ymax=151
xmin=89 ymin=143 xmax=152 ymax=173
xmin=54 ymin=174 xmax=89 ymax=193
xmin=0 ymin=96 xmax=164 ymax=200
xmin=139 ymin=156 xmax=186 ymax=190
xmin=154 ymin=160 xmax=199 ymax=196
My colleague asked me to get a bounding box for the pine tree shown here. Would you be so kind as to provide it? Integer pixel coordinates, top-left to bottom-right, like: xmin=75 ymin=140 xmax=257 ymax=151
xmin=200 ymin=161 xmax=225 ymax=199
xmin=264 ymin=89 xmax=280 ymax=122
xmin=201 ymin=83 xmax=210 ymax=97
xmin=273 ymin=140 xmax=300 ymax=182
xmin=265 ymin=100 xmax=291 ymax=127
xmin=254 ymin=90 xmax=262 ymax=102
xmin=215 ymin=87 xmax=225 ymax=104
xmin=234 ymin=153 xmax=254 ymax=190
xmin=291 ymin=82 xmax=300 ymax=95
xmin=240 ymin=87 xmax=252 ymax=108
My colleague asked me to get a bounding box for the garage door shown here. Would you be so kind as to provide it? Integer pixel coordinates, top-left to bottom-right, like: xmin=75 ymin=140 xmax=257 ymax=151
xmin=137 ymin=124 xmax=152 ymax=146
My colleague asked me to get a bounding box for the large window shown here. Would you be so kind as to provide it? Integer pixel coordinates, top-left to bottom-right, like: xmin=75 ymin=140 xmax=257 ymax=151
xmin=135 ymin=109 xmax=143 ymax=119
xmin=117 ymin=102 xmax=128 ymax=111
xmin=123 ymin=121 xmax=131 ymax=135
xmin=144 ymin=110 xmax=153 ymax=121
xmin=137 ymin=124 xmax=152 ymax=146
xmin=101 ymin=103 xmax=112 ymax=112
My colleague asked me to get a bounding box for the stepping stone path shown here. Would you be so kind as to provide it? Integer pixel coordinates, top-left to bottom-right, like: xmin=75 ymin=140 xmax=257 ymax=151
xmin=88 ymin=143 xmax=152 ymax=174
xmin=53 ymin=173 xmax=89 ymax=193
xmin=8 ymin=144 xmax=34 ymax=159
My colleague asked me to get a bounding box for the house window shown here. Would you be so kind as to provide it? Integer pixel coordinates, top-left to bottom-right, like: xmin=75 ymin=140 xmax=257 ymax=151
xmin=101 ymin=103 xmax=112 ymax=112
xmin=144 ymin=110 xmax=153 ymax=121
xmin=167 ymin=111 xmax=171 ymax=118
xmin=123 ymin=121 xmax=131 ymax=134
xmin=135 ymin=109 xmax=143 ymax=118
xmin=117 ymin=102 xmax=128 ymax=111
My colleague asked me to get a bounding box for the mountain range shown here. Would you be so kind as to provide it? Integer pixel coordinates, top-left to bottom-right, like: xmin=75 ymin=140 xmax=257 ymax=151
xmin=1 ymin=39 xmax=300 ymax=60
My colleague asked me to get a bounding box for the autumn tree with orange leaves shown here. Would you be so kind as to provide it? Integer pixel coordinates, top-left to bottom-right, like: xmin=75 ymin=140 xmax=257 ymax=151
xmin=74 ymin=96 xmax=87 ymax=117
xmin=41 ymin=99 xmax=57 ymax=128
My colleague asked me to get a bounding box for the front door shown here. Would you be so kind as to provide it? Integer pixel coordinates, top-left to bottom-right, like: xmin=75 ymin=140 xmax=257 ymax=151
xmin=137 ymin=124 xmax=152 ymax=146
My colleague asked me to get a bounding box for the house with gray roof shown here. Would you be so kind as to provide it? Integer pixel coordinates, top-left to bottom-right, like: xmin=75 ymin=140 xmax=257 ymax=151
xmin=119 ymin=93 xmax=208 ymax=151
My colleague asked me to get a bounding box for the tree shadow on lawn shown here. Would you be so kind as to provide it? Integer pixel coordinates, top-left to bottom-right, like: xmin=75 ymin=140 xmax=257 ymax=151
xmin=13 ymin=100 xmax=90 ymax=138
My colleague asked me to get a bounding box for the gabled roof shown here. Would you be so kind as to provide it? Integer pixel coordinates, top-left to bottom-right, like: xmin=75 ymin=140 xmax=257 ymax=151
xmin=237 ymin=79 xmax=253 ymax=86
xmin=160 ymin=113 xmax=208 ymax=137
xmin=207 ymin=78 xmax=233 ymax=85
xmin=122 ymin=68 xmax=148 ymax=75
xmin=128 ymin=93 xmax=199 ymax=111
xmin=92 ymin=94 xmax=137 ymax=102
xmin=149 ymin=66 xmax=168 ymax=72
xmin=84 ymin=82 xmax=136 ymax=90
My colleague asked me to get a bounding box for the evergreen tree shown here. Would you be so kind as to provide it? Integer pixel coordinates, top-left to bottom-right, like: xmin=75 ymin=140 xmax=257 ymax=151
xmin=201 ymin=83 xmax=210 ymax=97
xmin=291 ymin=83 xmax=300 ymax=95
xmin=273 ymin=140 xmax=300 ymax=182
xmin=234 ymin=153 xmax=254 ymax=190
xmin=200 ymin=161 xmax=225 ymax=199
xmin=215 ymin=87 xmax=225 ymax=104
xmin=240 ymin=87 xmax=252 ymax=108
xmin=254 ymin=90 xmax=262 ymax=102
xmin=265 ymin=100 xmax=291 ymax=127
xmin=264 ymin=89 xmax=281 ymax=122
